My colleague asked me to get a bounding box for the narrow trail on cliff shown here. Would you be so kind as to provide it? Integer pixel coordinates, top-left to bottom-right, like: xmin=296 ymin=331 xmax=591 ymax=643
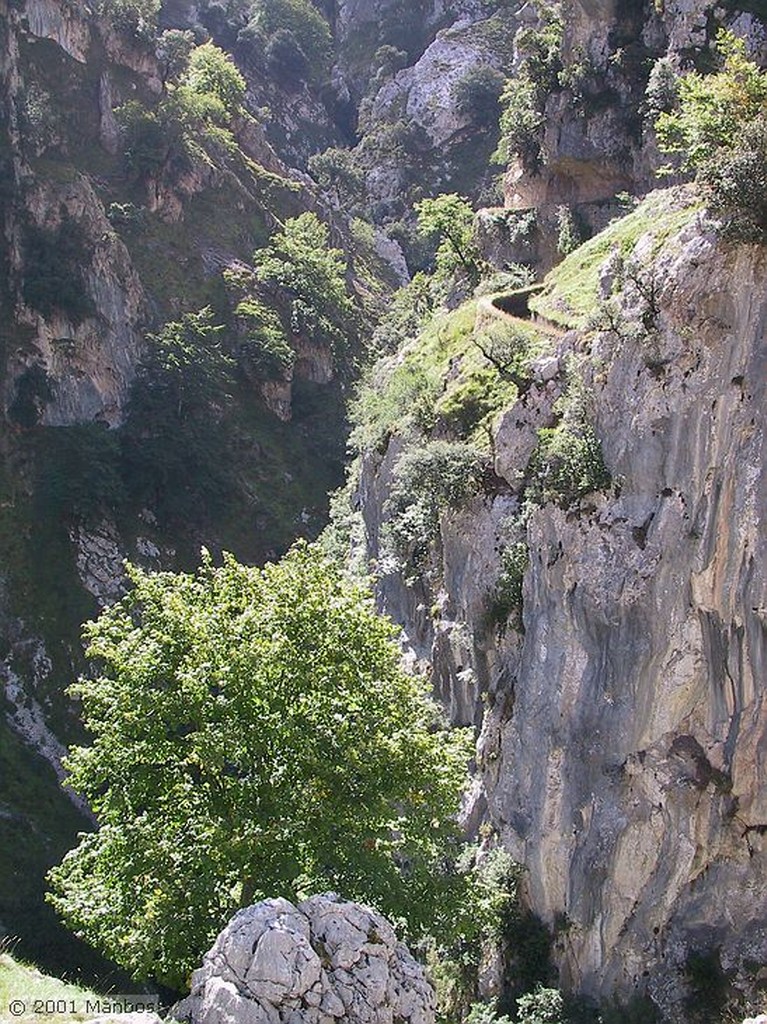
xmin=477 ymin=286 xmax=567 ymax=341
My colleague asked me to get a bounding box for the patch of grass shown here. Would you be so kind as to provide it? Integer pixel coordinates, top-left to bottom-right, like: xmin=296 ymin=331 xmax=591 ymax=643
xmin=531 ymin=187 xmax=701 ymax=329
xmin=351 ymin=301 xmax=479 ymax=448
xmin=0 ymin=951 xmax=100 ymax=1022
xmin=352 ymin=299 xmax=553 ymax=449
xmin=0 ymin=946 xmax=144 ymax=1022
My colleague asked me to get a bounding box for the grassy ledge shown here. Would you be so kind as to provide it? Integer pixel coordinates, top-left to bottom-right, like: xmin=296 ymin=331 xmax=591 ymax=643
xmin=0 ymin=952 xmax=103 ymax=1023
xmin=0 ymin=951 xmax=162 ymax=1023
xmin=530 ymin=186 xmax=702 ymax=330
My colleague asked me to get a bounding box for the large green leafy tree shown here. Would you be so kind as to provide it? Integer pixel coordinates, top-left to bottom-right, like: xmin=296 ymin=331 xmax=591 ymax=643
xmin=415 ymin=193 xmax=484 ymax=285
xmin=48 ymin=544 xmax=470 ymax=990
xmin=182 ymin=42 xmax=247 ymax=116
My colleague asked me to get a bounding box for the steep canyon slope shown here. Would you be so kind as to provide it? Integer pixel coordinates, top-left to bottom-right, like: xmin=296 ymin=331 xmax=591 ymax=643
xmin=0 ymin=0 xmax=515 ymax=976
xmin=0 ymin=0 xmax=356 ymax=972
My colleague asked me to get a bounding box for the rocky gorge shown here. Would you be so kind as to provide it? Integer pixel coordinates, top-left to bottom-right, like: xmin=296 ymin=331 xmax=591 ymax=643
xmin=1 ymin=0 xmax=767 ymax=1021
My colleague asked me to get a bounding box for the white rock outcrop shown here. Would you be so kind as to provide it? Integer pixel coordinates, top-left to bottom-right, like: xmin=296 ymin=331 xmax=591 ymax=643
xmin=172 ymin=894 xmax=435 ymax=1024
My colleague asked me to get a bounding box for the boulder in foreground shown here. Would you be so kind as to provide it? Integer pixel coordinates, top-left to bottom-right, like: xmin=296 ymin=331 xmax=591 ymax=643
xmin=171 ymin=893 xmax=435 ymax=1024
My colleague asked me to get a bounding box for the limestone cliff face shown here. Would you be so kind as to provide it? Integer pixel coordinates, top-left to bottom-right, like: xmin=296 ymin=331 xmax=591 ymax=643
xmin=488 ymin=218 xmax=767 ymax=1017
xmin=0 ymin=0 xmax=149 ymax=427
xmin=356 ymin=201 xmax=767 ymax=1019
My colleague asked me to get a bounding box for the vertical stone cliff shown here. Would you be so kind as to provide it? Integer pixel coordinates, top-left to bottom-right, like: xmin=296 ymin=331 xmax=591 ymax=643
xmin=356 ymin=196 xmax=767 ymax=1019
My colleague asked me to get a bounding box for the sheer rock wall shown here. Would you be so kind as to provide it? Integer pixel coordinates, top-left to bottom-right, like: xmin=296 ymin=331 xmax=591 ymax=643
xmin=358 ymin=211 xmax=767 ymax=1019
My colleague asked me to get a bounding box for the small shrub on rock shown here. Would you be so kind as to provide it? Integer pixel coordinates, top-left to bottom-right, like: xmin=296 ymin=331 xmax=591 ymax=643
xmin=487 ymin=541 xmax=529 ymax=630
xmin=382 ymin=440 xmax=484 ymax=575
xmin=527 ymin=424 xmax=610 ymax=509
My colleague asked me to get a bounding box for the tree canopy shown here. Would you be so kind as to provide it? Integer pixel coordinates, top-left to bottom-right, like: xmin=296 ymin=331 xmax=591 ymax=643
xmin=48 ymin=543 xmax=471 ymax=990
xmin=252 ymin=212 xmax=356 ymax=353
xmin=182 ymin=42 xmax=247 ymax=116
xmin=244 ymin=0 xmax=333 ymax=79
xmin=415 ymin=193 xmax=482 ymax=282
xmin=120 ymin=308 xmax=236 ymax=524
xmin=655 ymin=30 xmax=767 ymax=171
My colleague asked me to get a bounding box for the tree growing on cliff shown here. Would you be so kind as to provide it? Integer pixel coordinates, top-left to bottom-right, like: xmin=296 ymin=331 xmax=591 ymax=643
xmin=47 ymin=543 xmax=471 ymax=990
xmin=415 ymin=193 xmax=483 ymax=284
xmin=96 ymin=0 xmax=160 ymax=33
xmin=655 ymin=30 xmax=767 ymax=240
xmin=252 ymin=212 xmax=357 ymax=354
xmin=182 ymin=42 xmax=247 ymax=117
xmin=240 ymin=0 xmax=333 ymax=81
xmin=121 ymin=308 xmax=236 ymax=522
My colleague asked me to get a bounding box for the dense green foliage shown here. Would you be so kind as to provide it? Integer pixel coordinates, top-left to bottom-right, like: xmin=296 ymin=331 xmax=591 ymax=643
xmin=698 ymin=113 xmax=767 ymax=240
xmin=35 ymin=425 xmax=126 ymax=524
xmin=137 ymin=307 xmax=235 ymax=416
xmin=430 ymin=849 xmax=521 ymax=1022
xmin=382 ymin=440 xmax=483 ymax=576
xmin=655 ymin=31 xmax=767 ymax=240
xmin=8 ymin=364 xmax=54 ymax=429
xmin=454 ymin=66 xmax=506 ymax=129
xmin=252 ymin=212 xmax=356 ymax=356
xmin=495 ymin=4 xmax=563 ymax=167
xmin=183 ymin=41 xmax=247 ymax=115
xmin=48 ymin=544 xmax=471 ymax=989
xmin=95 ymin=0 xmax=160 ymax=32
xmin=487 ymin=541 xmax=529 ymax=630
xmin=415 ymin=194 xmax=482 ymax=283
xmin=527 ymin=424 xmax=610 ymax=509
xmin=517 ymin=986 xmax=567 ymax=1024
xmin=655 ymin=31 xmax=767 ymax=170
xmin=431 ymin=846 xmax=558 ymax=1023
xmin=644 ymin=56 xmax=679 ymax=119
xmin=22 ymin=212 xmax=94 ymax=323
xmin=122 ymin=308 xmax=236 ymax=521
xmin=117 ymin=41 xmax=246 ymax=180
xmin=156 ymin=29 xmax=196 ymax=85
xmin=308 ymin=147 xmax=367 ymax=211
xmin=234 ymin=296 xmax=294 ymax=378
xmin=241 ymin=0 xmax=333 ymax=82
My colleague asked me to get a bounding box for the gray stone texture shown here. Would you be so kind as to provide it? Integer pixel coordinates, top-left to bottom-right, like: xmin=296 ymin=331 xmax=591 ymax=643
xmin=171 ymin=895 xmax=435 ymax=1024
